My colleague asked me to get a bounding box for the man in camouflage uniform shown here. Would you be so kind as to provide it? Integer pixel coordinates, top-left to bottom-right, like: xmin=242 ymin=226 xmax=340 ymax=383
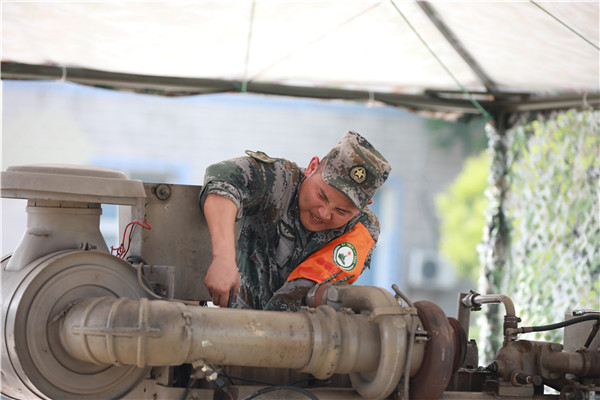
xmin=199 ymin=131 xmax=391 ymax=311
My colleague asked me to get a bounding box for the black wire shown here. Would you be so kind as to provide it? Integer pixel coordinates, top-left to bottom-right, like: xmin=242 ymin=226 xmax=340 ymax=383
xmin=219 ymin=370 xmax=236 ymax=386
xmin=221 ymin=373 xmax=277 ymax=386
xmin=290 ymin=378 xmax=316 ymax=386
xmin=222 ymin=373 xmax=331 ymax=389
xmin=526 ymin=314 xmax=600 ymax=333
xmin=181 ymin=378 xmax=197 ymax=400
xmin=241 ymin=385 xmax=319 ymax=400
xmin=290 ymin=378 xmax=332 ymax=388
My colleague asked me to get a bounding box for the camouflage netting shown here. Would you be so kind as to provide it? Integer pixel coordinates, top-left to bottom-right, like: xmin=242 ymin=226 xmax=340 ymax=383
xmin=477 ymin=109 xmax=600 ymax=362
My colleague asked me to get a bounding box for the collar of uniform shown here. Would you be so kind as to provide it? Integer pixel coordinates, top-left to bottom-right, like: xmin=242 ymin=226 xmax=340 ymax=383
xmin=288 ymin=183 xmax=308 ymax=245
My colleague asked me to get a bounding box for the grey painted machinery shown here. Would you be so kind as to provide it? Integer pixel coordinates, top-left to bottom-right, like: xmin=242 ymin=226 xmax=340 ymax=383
xmin=2 ymin=165 xmax=599 ymax=400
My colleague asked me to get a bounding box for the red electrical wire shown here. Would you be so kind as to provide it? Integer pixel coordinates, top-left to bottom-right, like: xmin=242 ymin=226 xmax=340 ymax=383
xmin=111 ymin=220 xmax=151 ymax=259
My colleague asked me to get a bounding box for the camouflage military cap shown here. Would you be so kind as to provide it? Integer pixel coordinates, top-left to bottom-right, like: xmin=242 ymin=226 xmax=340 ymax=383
xmin=322 ymin=131 xmax=391 ymax=209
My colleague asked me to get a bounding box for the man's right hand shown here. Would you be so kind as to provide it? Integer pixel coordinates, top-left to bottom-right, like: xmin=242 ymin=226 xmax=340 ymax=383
xmin=204 ymin=255 xmax=240 ymax=307
xmin=202 ymin=193 xmax=240 ymax=307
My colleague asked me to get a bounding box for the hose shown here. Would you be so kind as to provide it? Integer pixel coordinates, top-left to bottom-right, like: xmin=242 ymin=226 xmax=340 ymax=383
xmin=517 ymin=314 xmax=600 ymax=334
xmin=583 ymin=320 xmax=600 ymax=349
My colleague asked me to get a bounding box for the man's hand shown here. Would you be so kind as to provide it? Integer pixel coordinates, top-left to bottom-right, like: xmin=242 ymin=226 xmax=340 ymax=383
xmin=203 ymin=193 xmax=240 ymax=307
xmin=204 ymin=255 xmax=240 ymax=307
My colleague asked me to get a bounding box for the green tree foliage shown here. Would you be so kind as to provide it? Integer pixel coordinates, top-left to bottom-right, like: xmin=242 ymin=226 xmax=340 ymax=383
xmin=435 ymin=151 xmax=490 ymax=282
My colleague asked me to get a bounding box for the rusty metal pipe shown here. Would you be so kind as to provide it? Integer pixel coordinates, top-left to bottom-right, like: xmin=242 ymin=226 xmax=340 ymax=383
xmin=542 ymin=350 xmax=600 ymax=378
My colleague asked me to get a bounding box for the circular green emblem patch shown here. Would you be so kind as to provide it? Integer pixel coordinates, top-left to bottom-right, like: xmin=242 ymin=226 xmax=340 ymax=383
xmin=333 ymin=242 xmax=358 ymax=271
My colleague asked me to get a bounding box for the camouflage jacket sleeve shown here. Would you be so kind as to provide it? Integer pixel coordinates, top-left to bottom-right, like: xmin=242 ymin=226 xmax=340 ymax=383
xmin=263 ymin=278 xmax=316 ymax=312
xmin=199 ymin=157 xmax=268 ymax=220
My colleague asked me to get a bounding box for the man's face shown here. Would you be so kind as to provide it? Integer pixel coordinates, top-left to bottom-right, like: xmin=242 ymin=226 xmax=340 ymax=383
xmin=299 ymin=157 xmax=360 ymax=232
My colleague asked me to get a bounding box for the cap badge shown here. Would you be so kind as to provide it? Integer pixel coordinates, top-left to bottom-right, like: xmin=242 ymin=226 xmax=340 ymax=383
xmin=349 ymin=166 xmax=367 ymax=184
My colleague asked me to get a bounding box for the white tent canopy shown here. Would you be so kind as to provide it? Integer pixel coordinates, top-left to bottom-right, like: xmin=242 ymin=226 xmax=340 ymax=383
xmin=2 ymin=1 xmax=599 ymax=118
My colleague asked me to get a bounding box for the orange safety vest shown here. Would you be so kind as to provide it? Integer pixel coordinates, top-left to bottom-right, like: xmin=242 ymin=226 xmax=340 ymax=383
xmin=286 ymin=222 xmax=374 ymax=284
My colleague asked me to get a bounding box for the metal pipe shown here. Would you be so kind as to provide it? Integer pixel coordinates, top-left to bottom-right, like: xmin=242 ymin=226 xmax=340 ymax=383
xmin=542 ymin=350 xmax=600 ymax=378
xmin=392 ymin=284 xmax=417 ymax=400
xmin=308 ymin=285 xmax=422 ymax=400
xmin=60 ymin=286 xmax=414 ymax=400
xmin=342 ymin=286 xmax=408 ymax=400
xmin=6 ymin=202 xmax=108 ymax=271
xmin=457 ymin=293 xmax=471 ymax=339
xmin=461 ymin=292 xmax=519 ymax=340
xmin=461 ymin=293 xmax=516 ymax=316
xmin=60 ymin=297 xmax=381 ymax=375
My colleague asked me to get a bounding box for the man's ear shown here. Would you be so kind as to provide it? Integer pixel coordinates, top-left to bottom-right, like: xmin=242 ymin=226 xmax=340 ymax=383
xmin=304 ymin=156 xmax=320 ymax=177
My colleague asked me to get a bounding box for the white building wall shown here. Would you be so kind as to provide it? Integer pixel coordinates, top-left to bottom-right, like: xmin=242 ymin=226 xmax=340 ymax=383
xmin=2 ymin=80 xmax=473 ymax=314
